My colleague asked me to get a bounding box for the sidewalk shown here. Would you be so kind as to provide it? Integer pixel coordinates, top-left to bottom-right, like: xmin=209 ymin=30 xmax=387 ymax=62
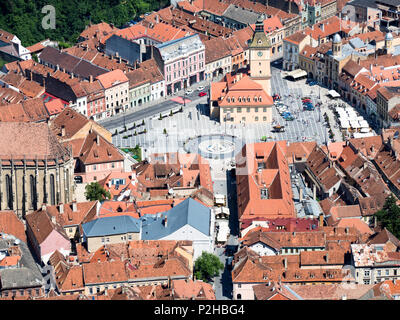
xmin=98 ymin=78 xmax=212 ymax=124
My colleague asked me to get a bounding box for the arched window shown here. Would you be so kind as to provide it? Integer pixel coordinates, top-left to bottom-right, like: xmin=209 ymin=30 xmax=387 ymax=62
xmin=30 ymin=175 xmax=37 ymax=210
xmin=237 ymin=294 xmax=242 ymax=300
xmin=5 ymin=175 xmax=13 ymax=210
xmin=50 ymin=174 xmax=56 ymax=205
xmin=65 ymin=169 xmax=70 ymax=203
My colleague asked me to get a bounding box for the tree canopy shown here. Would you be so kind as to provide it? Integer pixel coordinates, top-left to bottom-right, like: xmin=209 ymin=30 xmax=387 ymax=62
xmin=194 ymin=252 xmax=224 ymax=282
xmin=84 ymin=181 xmax=111 ymax=201
xmin=374 ymin=194 xmax=400 ymax=239
xmin=0 ymin=0 xmax=169 ymax=46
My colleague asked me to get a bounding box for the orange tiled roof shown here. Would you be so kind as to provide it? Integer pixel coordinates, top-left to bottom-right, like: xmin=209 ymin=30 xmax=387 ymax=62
xmin=236 ymin=141 xmax=295 ymax=221
xmin=83 ymin=260 xmax=128 ymax=285
xmin=96 ymin=69 xmax=128 ymax=89
xmin=0 ymin=210 xmax=26 ymax=243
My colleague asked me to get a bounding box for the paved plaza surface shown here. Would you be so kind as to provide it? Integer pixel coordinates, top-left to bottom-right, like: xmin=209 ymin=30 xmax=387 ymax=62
xmin=111 ymin=66 xmax=340 ymax=157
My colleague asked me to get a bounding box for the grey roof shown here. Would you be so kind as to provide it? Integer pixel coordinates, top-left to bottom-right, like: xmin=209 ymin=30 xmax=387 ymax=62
xmin=333 ymin=34 xmax=342 ymax=44
xmin=348 ymin=0 xmax=378 ymax=8
xmin=222 ymin=5 xmax=261 ymax=25
xmin=0 ymin=234 xmax=43 ymax=290
xmin=105 ymin=34 xmax=142 ymax=65
xmin=82 ymin=215 xmax=141 ymax=237
xmin=330 ymin=43 xmax=367 ymax=61
xmin=156 ymin=34 xmax=204 ymax=62
xmin=39 ymin=46 xmax=108 ymax=79
xmin=349 ymin=37 xmax=366 ymax=49
xmin=376 ymin=0 xmax=400 ymax=7
xmin=141 ymin=198 xmax=211 ymax=239
xmin=393 ymin=45 xmax=400 ymax=56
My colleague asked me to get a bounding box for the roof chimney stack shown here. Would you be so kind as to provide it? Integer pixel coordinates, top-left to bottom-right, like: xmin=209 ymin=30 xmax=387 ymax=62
xmin=72 ymin=201 xmax=77 ymax=212
xmin=164 ymin=217 xmax=168 ymax=227
xmin=61 ymin=125 xmax=65 ymax=137
xmin=59 ymin=204 xmax=64 ymax=214
xmin=96 ymin=134 xmax=100 ymax=146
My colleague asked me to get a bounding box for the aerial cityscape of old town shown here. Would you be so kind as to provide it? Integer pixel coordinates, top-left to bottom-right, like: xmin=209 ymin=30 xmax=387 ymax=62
xmin=1 ymin=0 xmax=400 ymax=303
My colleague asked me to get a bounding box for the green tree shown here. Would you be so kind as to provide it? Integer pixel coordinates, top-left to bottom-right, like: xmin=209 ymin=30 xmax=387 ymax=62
xmin=84 ymin=182 xmax=111 ymax=201
xmin=194 ymin=252 xmax=224 ymax=282
xmin=375 ymin=194 xmax=400 ymax=239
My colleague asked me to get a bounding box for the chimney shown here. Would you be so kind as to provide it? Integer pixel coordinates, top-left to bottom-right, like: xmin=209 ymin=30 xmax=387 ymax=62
xmin=164 ymin=217 xmax=168 ymax=227
xmin=299 ymin=188 xmax=303 ymax=202
xmin=283 ymin=257 xmax=287 ymax=269
xmin=345 ymin=227 xmax=349 ymax=234
xmin=118 ymin=56 xmax=122 ymax=64
xmin=59 ymin=204 xmax=64 ymax=214
xmin=42 ymin=203 xmax=47 ymax=211
xmin=61 ymin=125 xmax=65 ymax=137
xmin=72 ymin=202 xmax=77 ymax=212
xmin=89 ymin=75 xmax=93 ymax=83
xmin=71 ymin=72 xmax=74 ymax=79
xmin=96 ymin=134 xmax=100 ymax=146
xmin=156 ymin=15 xmax=160 ymax=24
xmin=51 ymin=215 xmax=56 ymax=224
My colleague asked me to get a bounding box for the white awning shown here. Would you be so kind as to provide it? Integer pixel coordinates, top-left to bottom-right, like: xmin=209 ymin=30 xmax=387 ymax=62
xmin=360 ymin=127 xmax=370 ymax=133
xmin=328 ymin=90 xmax=341 ymax=98
xmin=340 ymin=119 xmax=350 ymax=128
xmin=286 ymin=69 xmax=307 ymax=79
xmin=359 ymin=120 xmax=369 ymax=128
xmin=350 ymin=120 xmax=361 ymax=129
xmin=353 ymin=132 xmax=374 ymax=138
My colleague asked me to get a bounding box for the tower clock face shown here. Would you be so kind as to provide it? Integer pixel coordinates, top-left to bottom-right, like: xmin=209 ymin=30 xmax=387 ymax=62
xmin=257 ymin=51 xmax=263 ymax=57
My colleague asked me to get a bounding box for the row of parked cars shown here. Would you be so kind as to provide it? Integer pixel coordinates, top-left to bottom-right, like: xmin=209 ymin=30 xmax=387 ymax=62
xmin=302 ymin=97 xmax=315 ymax=111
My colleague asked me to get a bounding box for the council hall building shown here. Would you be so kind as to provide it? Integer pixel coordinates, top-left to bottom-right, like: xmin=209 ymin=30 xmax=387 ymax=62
xmin=0 ymin=122 xmax=74 ymax=219
xmin=210 ymin=15 xmax=274 ymax=124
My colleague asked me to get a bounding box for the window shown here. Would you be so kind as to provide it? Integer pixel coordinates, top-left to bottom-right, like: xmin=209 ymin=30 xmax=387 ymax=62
xmin=255 ymin=108 xmax=258 ymax=112
xmin=89 ymin=288 xmax=93 ymax=294
xmin=255 ymin=116 xmax=259 ymax=121
xmin=5 ymin=174 xmax=12 ymax=210
xmin=364 ymin=270 xmax=370 ymax=277
xmin=263 ymin=116 xmax=267 ymax=121
xmin=30 ymin=175 xmax=37 ymax=210
xmin=377 ymin=270 xmax=381 ymax=276
xmin=386 ymin=269 xmax=390 ymax=276
xmin=50 ymin=174 xmax=56 ymax=206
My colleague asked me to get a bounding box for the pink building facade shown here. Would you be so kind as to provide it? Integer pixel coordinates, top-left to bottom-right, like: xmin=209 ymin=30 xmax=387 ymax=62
xmin=155 ymin=34 xmax=206 ymax=95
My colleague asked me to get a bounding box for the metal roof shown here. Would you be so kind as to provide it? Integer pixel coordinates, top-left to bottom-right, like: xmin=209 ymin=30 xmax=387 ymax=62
xmin=82 ymin=215 xmax=141 ymax=237
xmin=141 ymin=197 xmax=211 ymax=239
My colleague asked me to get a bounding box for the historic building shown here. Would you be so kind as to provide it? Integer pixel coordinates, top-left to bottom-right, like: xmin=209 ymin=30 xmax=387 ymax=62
xmin=0 ymin=122 xmax=74 ymax=219
xmin=210 ymin=15 xmax=274 ymax=124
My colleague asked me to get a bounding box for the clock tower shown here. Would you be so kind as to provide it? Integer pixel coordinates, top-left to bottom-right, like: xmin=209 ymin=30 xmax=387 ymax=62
xmin=249 ymin=14 xmax=272 ymax=95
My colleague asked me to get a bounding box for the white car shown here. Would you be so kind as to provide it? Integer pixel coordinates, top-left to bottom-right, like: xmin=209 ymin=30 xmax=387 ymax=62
xmin=197 ymin=86 xmax=205 ymax=91
xmin=185 ymin=89 xmax=193 ymax=94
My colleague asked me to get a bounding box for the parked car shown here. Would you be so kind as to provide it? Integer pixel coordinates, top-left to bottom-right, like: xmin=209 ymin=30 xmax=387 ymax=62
xmin=302 ymin=98 xmax=312 ymax=103
xmin=273 ymin=94 xmax=281 ymax=101
xmin=199 ymin=91 xmax=207 ymax=97
xmin=309 ymin=81 xmax=317 ymax=86
xmin=197 ymin=86 xmax=205 ymax=91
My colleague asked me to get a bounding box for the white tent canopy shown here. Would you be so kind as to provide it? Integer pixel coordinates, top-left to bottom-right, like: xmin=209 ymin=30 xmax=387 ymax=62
xmin=359 ymin=120 xmax=369 ymax=128
xmin=328 ymin=90 xmax=341 ymax=98
xmin=353 ymin=132 xmax=374 ymax=138
xmin=350 ymin=120 xmax=361 ymax=128
xmin=340 ymin=119 xmax=350 ymax=129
